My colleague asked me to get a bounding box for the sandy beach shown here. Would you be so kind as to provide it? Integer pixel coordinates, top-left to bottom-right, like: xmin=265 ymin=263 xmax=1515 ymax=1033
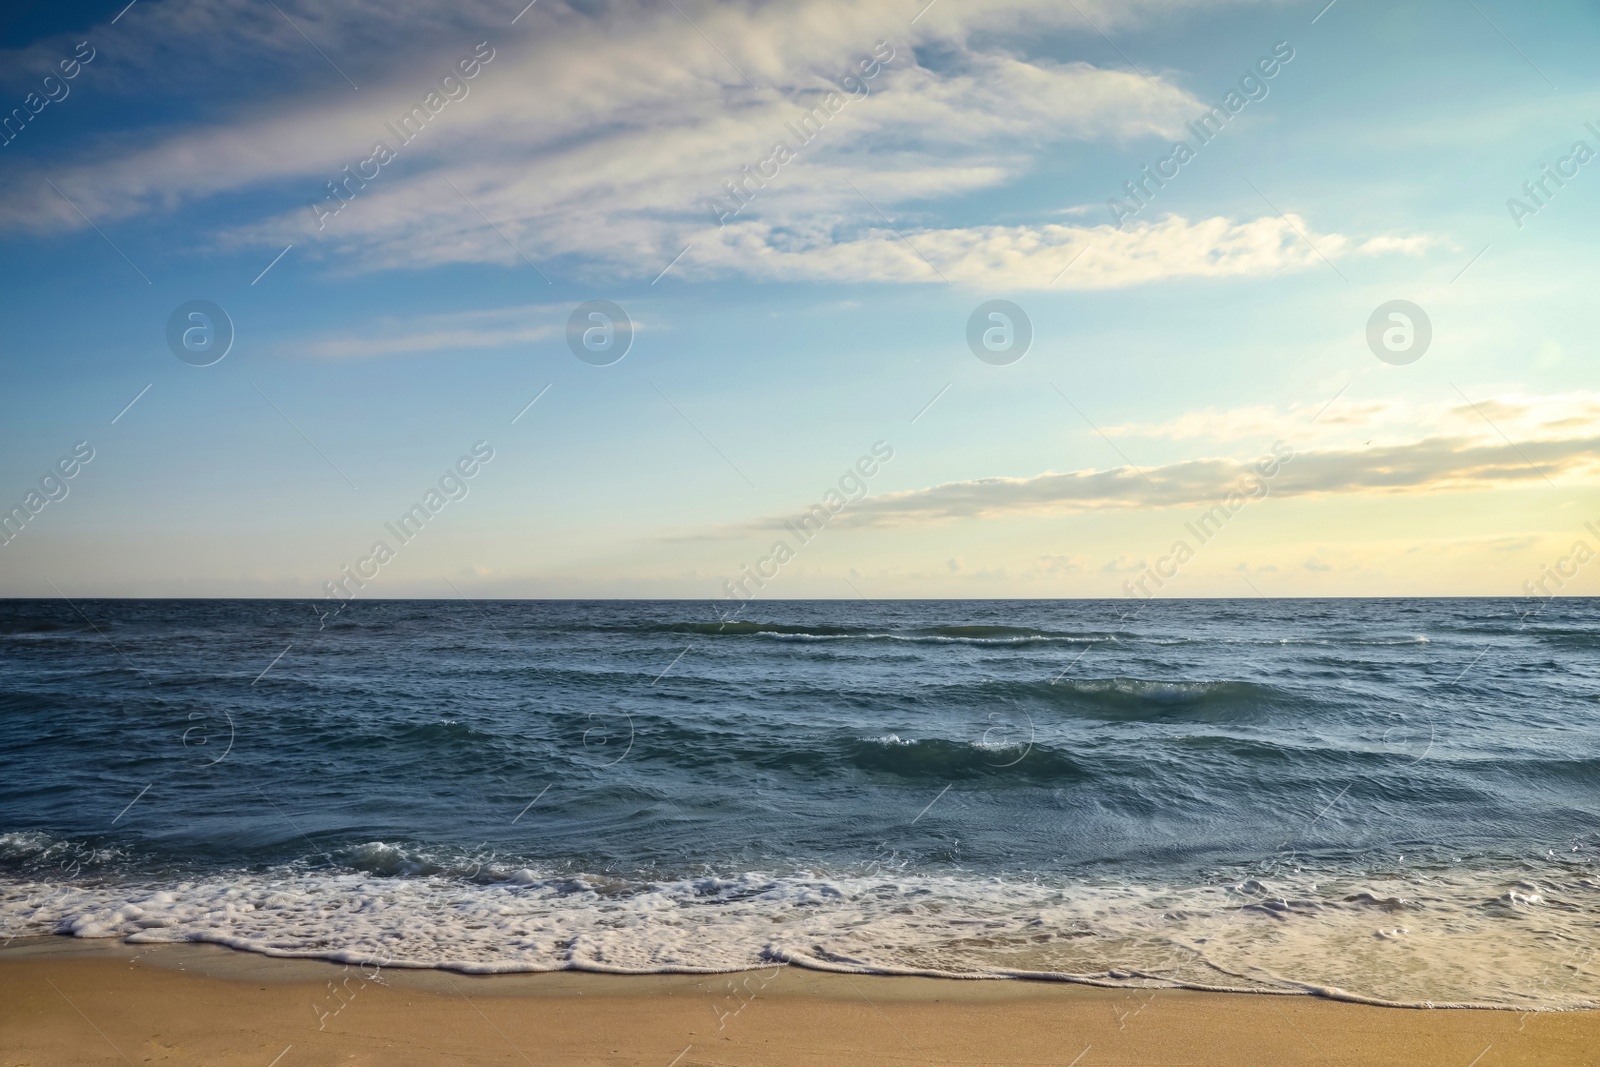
xmin=2 ymin=938 xmax=1596 ymax=1067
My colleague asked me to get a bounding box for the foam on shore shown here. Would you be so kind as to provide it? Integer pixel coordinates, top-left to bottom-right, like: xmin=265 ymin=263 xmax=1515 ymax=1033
xmin=4 ymin=849 xmax=1597 ymax=1010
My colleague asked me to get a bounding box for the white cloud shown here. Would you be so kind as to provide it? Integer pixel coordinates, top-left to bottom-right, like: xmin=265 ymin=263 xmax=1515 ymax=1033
xmin=1357 ymin=234 xmax=1439 ymax=255
xmin=1 ymin=2 xmax=1195 ymax=228
xmin=0 ymin=0 xmax=1359 ymax=290
xmin=679 ymin=211 xmax=1410 ymax=288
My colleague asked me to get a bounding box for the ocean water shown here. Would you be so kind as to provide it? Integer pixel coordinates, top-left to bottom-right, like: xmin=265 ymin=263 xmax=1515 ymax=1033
xmin=2 ymin=597 xmax=1598 ymax=1009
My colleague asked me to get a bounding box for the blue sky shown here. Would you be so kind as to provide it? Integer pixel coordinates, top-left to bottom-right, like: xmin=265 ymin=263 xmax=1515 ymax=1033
xmin=1 ymin=0 xmax=1597 ymax=599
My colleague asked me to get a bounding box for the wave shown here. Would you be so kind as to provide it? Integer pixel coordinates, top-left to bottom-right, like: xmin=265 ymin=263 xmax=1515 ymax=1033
xmin=179 ymin=676 xmax=1311 ymax=782
xmin=627 ymin=622 xmax=1437 ymax=651
xmin=846 ymin=736 xmax=1083 ymax=780
xmin=652 ymin=621 xmax=864 ymax=637
xmin=0 ymin=832 xmax=125 ymax=876
xmin=4 ymin=860 xmax=1597 ymax=1009
xmin=949 ymin=676 xmax=1305 ymax=723
xmin=640 ymin=621 xmax=1117 ymax=645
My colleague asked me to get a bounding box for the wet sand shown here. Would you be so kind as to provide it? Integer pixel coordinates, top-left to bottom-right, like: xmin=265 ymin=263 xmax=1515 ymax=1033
xmin=2 ymin=937 xmax=1595 ymax=1066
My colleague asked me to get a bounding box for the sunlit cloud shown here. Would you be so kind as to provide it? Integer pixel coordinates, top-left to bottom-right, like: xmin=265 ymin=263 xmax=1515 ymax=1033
xmin=1103 ymin=391 xmax=1600 ymax=447
xmin=829 ymin=434 xmax=1600 ymax=525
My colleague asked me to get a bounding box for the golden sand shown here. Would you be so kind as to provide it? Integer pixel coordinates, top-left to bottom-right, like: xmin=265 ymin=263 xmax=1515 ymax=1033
xmin=3 ymin=938 xmax=1596 ymax=1066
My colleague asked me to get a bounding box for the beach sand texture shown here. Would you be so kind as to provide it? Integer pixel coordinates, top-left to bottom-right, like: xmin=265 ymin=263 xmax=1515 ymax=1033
xmin=3 ymin=940 xmax=1597 ymax=1067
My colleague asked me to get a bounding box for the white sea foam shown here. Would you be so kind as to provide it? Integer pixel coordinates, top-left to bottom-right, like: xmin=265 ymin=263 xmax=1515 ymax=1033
xmin=3 ymin=859 xmax=1598 ymax=1009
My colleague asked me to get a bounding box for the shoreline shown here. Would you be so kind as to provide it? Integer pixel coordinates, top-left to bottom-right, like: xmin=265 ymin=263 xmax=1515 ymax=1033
xmin=4 ymin=938 xmax=1600 ymax=1066
xmin=0 ymin=933 xmax=1587 ymax=1012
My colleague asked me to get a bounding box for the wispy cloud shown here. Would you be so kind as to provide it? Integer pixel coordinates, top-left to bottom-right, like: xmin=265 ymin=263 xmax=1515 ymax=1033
xmin=826 ymin=433 xmax=1600 ymax=525
xmin=0 ymin=0 xmax=1326 ymax=289
xmin=1103 ymin=391 xmax=1600 ymax=446
xmin=294 ymin=304 xmax=562 ymax=358
xmin=679 ymin=211 xmax=1425 ymax=288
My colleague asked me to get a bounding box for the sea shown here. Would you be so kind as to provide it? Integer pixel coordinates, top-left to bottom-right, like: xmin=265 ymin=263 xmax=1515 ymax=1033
xmin=2 ymin=597 xmax=1597 ymax=1009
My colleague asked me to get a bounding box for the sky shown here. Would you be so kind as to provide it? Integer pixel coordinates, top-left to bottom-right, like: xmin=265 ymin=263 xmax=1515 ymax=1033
xmin=0 ymin=0 xmax=1597 ymax=600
